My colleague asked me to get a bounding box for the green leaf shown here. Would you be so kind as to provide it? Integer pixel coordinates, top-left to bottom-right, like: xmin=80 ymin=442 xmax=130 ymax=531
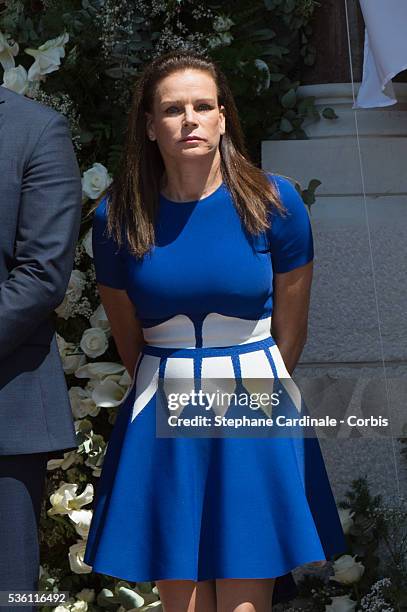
xmin=301 ymin=178 xmax=322 ymax=209
xmin=105 ymin=67 xmax=125 ymax=79
xmin=269 ymin=72 xmax=285 ymax=82
xmin=284 ymin=0 xmax=296 ymax=12
xmin=97 ymin=588 xmax=120 ymax=609
xmin=261 ymin=43 xmax=286 ymax=58
xmin=281 ymin=88 xmax=296 ymax=109
xmin=117 ymin=587 xmax=145 ymax=609
xmin=283 ymin=109 xmax=297 ymax=120
xmin=251 ymin=28 xmax=276 ymax=41
xmin=280 ymin=117 xmax=293 ymax=133
xmin=322 ymin=107 xmax=338 ymax=119
xmin=308 ymin=179 xmax=322 ymax=192
xmin=297 ymin=96 xmax=316 ymax=113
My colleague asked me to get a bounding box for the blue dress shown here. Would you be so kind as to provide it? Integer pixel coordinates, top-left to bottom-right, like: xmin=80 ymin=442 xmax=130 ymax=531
xmin=84 ymin=173 xmax=347 ymax=604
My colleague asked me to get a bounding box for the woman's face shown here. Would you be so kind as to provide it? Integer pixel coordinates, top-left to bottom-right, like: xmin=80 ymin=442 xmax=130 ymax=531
xmin=145 ymin=69 xmax=226 ymax=162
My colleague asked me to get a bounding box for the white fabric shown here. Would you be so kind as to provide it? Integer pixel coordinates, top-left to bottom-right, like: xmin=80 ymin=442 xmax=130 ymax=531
xmin=201 ymin=355 xmax=236 ymax=418
xmin=162 ymin=357 xmax=195 ymax=419
xmin=130 ymin=314 xmax=298 ymax=422
xmin=201 ymin=313 xmax=272 ymax=347
xmin=143 ymin=314 xmax=196 ymax=348
xmin=143 ymin=312 xmax=272 ymax=348
xmin=355 ymin=1 xmax=407 ymax=108
xmin=239 ymin=350 xmax=275 ymax=418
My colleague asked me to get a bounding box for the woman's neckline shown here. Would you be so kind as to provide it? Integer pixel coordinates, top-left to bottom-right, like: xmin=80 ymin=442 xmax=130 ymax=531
xmin=159 ymin=181 xmax=225 ymax=205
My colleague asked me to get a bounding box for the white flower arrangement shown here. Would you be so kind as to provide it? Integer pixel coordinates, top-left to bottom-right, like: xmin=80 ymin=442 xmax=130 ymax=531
xmin=324 ymin=594 xmax=357 ymax=612
xmin=48 ymin=482 xmax=94 ymax=517
xmin=0 ymin=31 xmax=19 ymax=71
xmin=55 ymin=270 xmax=86 ymax=320
xmin=69 ymin=386 xmax=100 ymax=419
xmin=81 ymin=163 xmax=112 ymax=200
xmin=0 ymin=29 xmax=69 ymax=94
xmin=79 ymin=327 xmax=109 ymax=359
xmin=25 ymin=32 xmax=69 ymax=81
xmin=2 ymin=64 xmax=28 ymax=93
xmin=81 ymin=228 xmax=93 ymax=259
xmin=338 ymin=508 xmax=355 ymax=535
xmin=68 ymin=540 xmax=92 ymax=574
xmin=329 ymin=554 xmax=365 ymax=585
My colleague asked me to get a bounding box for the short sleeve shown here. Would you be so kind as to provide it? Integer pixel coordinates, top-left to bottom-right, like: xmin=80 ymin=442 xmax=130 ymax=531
xmin=92 ymin=196 xmax=128 ymax=289
xmin=267 ymin=174 xmax=314 ymax=274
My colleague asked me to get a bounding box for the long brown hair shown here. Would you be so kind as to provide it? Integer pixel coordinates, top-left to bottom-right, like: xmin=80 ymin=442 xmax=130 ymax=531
xmin=103 ymin=49 xmax=286 ymax=258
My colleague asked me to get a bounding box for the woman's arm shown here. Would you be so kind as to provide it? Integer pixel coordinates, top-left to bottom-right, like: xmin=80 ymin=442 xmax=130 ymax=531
xmin=271 ymin=261 xmax=313 ymax=375
xmin=97 ymin=284 xmax=145 ymax=377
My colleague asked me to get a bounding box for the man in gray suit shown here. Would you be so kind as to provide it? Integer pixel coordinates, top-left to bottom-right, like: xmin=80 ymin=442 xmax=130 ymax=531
xmin=0 ymin=85 xmax=82 ymax=608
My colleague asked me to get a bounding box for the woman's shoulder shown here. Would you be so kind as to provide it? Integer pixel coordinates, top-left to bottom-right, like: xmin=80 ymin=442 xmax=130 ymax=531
xmin=265 ymin=172 xmax=302 ymax=208
xmin=93 ymin=193 xmax=109 ymax=220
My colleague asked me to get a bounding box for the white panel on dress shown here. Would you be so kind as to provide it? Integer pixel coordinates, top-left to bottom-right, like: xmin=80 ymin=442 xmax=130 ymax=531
xmin=162 ymin=357 xmax=195 ymax=419
xmin=143 ymin=314 xmax=196 ymax=348
xmin=201 ymin=356 xmax=236 ymax=418
xmin=130 ymin=354 xmax=160 ymax=423
xmin=268 ymin=345 xmax=302 ymax=414
xmin=239 ymin=350 xmax=275 ymax=418
xmin=201 ymin=313 xmax=272 ymax=347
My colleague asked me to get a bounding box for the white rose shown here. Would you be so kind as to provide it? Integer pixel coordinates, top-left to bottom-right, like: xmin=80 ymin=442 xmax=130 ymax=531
xmin=55 ymin=270 xmax=86 ymax=319
xmin=2 ymin=65 xmax=29 ymax=94
xmin=68 ymin=540 xmax=92 ymax=574
xmin=81 ymin=163 xmax=112 ymax=199
xmin=69 ymin=386 xmax=100 ymax=419
xmin=25 ymin=32 xmax=69 ymax=81
xmin=325 ymin=594 xmax=357 ymax=612
xmin=89 ymin=303 xmax=111 ymax=334
xmin=57 ymin=334 xmax=86 ymax=374
xmin=75 ymin=589 xmax=95 ymax=603
xmin=0 ymin=31 xmax=19 ymax=71
xmin=213 ymin=15 xmax=234 ymax=32
xmin=329 ymin=555 xmax=365 ymax=585
xmin=338 ymin=508 xmax=355 ymax=535
xmin=67 ymin=269 xmax=86 ymax=300
xmin=80 ymin=327 xmax=108 ymax=358
xmin=82 ymin=228 xmax=93 ymax=258
xmin=71 ymin=601 xmax=88 ymax=612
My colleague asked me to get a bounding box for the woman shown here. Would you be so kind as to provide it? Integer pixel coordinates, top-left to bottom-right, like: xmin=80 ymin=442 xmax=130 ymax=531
xmin=84 ymin=50 xmax=347 ymax=611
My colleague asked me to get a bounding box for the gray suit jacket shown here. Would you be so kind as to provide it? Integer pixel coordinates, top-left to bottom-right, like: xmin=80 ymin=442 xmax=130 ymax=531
xmin=0 ymin=86 xmax=82 ymax=457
